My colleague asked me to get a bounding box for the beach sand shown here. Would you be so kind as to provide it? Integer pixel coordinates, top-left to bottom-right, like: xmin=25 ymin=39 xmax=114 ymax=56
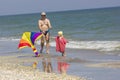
xmin=0 ymin=40 xmax=120 ymax=80
xmin=0 ymin=55 xmax=86 ymax=80
xmin=0 ymin=40 xmax=86 ymax=80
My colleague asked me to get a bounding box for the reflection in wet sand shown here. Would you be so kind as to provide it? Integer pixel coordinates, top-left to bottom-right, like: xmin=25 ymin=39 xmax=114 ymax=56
xmin=31 ymin=57 xmax=70 ymax=75
xmin=57 ymin=58 xmax=70 ymax=74
xmin=57 ymin=61 xmax=70 ymax=74
xmin=42 ymin=58 xmax=53 ymax=73
xmin=32 ymin=62 xmax=38 ymax=69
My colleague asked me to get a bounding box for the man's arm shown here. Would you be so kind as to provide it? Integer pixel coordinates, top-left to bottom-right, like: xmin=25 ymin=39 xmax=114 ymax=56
xmin=47 ymin=19 xmax=52 ymax=29
xmin=38 ymin=20 xmax=42 ymax=30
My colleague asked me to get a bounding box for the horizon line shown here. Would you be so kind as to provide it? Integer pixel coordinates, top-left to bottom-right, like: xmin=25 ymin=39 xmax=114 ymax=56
xmin=0 ymin=6 xmax=120 ymax=17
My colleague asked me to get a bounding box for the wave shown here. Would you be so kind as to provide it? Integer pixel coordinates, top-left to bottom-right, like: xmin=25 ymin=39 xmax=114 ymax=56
xmin=50 ymin=40 xmax=120 ymax=52
xmin=0 ymin=37 xmax=20 ymax=41
xmin=35 ymin=39 xmax=120 ymax=52
xmin=1 ymin=37 xmax=120 ymax=52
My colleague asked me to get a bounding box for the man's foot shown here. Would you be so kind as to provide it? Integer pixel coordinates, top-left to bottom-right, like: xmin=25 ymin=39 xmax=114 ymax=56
xmin=46 ymin=50 xmax=49 ymax=54
xmin=40 ymin=48 xmax=43 ymax=54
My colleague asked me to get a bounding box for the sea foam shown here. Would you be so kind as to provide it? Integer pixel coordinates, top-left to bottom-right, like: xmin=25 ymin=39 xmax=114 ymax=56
xmin=50 ymin=40 xmax=120 ymax=52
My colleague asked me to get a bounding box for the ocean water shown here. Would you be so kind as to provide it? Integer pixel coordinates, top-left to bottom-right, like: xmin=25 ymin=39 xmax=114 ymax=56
xmin=0 ymin=7 xmax=120 ymax=53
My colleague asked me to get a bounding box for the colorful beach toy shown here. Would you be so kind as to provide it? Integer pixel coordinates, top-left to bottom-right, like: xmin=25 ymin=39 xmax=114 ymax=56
xmin=18 ymin=32 xmax=43 ymax=57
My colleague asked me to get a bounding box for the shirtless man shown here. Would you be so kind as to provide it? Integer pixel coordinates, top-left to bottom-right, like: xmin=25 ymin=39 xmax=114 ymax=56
xmin=38 ymin=12 xmax=52 ymax=54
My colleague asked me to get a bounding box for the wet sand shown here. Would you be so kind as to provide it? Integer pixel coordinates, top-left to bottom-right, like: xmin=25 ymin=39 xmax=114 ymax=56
xmin=0 ymin=55 xmax=86 ymax=80
xmin=0 ymin=40 xmax=120 ymax=80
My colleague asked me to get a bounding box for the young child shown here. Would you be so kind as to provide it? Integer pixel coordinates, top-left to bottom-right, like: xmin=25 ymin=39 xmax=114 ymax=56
xmin=55 ymin=31 xmax=68 ymax=56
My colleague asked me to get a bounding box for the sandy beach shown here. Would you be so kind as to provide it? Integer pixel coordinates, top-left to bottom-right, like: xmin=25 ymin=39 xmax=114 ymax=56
xmin=0 ymin=55 xmax=86 ymax=80
xmin=0 ymin=37 xmax=89 ymax=80
xmin=0 ymin=40 xmax=120 ymax=80
xmin=0 ymin=40 xmax=86 ymax=80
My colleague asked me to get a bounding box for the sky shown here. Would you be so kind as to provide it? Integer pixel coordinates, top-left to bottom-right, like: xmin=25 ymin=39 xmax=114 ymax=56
xmin=0 ymin=0 xmax=120 ymax=16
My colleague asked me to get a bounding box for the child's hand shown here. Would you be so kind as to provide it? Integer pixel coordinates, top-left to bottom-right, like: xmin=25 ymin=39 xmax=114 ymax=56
xmin=66 ymin=40 xmax=69 ymax=43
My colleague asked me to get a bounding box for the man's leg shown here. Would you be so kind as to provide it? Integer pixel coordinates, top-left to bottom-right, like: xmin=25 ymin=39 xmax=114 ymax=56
xmin=40 ymin=36 xmax=44 ymax=53
xmin=45 ymin=33 xmax=50 ymax=54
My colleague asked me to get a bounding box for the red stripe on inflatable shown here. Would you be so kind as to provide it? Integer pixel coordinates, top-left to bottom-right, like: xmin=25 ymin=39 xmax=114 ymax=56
xmin=18 ymin=43 xmax=31 ymax=48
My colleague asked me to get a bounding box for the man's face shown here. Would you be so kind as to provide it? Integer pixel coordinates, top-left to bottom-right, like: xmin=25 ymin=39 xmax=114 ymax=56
xmin=41 ymin=15 xmax=46 ymax=19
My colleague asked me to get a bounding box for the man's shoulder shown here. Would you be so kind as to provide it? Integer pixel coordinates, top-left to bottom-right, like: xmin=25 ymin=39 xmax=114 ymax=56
xmin=38 ymin=19 xmax=43 ymax=22
xmin=45 ymin=18 xmax=50 ymax=21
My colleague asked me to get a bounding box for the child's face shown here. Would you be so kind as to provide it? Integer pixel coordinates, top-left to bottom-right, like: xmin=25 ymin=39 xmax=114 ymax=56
xmin=58 ymin=34 xmax=62 ymax=37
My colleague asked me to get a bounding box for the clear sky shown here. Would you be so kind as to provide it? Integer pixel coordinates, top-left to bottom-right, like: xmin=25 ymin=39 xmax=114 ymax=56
xmin=0 ymin=0 xmax=120 ymax=16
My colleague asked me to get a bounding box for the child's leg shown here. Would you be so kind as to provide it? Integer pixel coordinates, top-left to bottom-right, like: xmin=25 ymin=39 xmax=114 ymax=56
xmin=62 ymin=53 xmax=64 ymax=56
xmin=63 ymin=52 xmax=66 ymax=56
xmin=62 ymin=52 xmax=66 ymax=57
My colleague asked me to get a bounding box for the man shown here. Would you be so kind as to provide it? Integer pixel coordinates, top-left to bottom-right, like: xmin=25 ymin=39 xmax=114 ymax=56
xmin=38 ymin=12 xmax=52 ymax=54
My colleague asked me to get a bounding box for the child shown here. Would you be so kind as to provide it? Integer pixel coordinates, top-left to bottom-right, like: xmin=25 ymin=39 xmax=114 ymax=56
xmin=55 ymin=31 xmax=68 ymax=56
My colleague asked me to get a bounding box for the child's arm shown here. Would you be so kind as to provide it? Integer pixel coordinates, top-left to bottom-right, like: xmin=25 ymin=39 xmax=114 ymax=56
xmin=63 ymin=37 xmax=68 ymax=44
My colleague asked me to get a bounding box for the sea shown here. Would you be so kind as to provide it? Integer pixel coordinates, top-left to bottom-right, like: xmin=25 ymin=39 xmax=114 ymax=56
xmin=0 ymin=6 xmax=120 ymax=55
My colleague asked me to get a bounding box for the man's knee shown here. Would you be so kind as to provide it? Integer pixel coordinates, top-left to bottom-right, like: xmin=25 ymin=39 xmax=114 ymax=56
xmin=41 ymin=40 xmax=44 ymax=44
xmin=46 ymin=39 xmax=49 ymax=43
xmin=45 ymin=36 xmax=49 ymax=43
